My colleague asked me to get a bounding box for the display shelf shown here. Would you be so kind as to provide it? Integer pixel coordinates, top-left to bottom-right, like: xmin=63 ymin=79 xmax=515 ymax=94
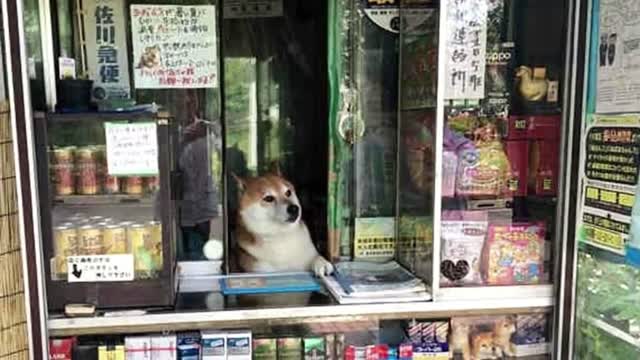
xmin=583 ymin=315 xmax=640 ymax=350
xmin=47 ymin=296 xmax=553 ymax=337
xmin=47 ymin=110 xmax=158 ymax=124
xmin=53 ymin=194 xmax=154 ymax=206
xmin=435 ymin=284 xmax=554 ymax=301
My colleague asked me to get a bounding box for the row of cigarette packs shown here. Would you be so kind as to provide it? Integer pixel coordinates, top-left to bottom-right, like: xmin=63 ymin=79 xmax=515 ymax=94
xmin=50 ymin=331 xmax=343 ymax=360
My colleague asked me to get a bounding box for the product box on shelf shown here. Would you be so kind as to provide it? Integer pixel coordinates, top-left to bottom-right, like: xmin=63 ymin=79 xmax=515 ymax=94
xmin=202 ymin=331 xmax=227 ymax=360
xmin=73 ymin=344 xmax=99 ymax=360
xmin=49 ymin=338 xmax=76 ymax=360
xmin=405 ymin=320 xmax=449 ymax=360
xmin=98 ymin=345 xmax=125 ymax=360
xmin=277 ymin=337 xmax=303 ymax=360
xmin=450 ymin=316 xmax=516 ymax=360
xmin=304 ymin=337 xmax=326 ymax=360
xmin=511 ymin=314 xmax=551 ymax=357
xmin=177 ymin=332 xmax=201 ymax=360
xmin=125 ymin=336 xmax=151 ymax=360
xmin=529 ymin=139 xmax=560 ymax=196
xmin=254 ymin=338 xmax=277 ymax=360
xmin=504 ymin=140 xmax=530 ymax=197
xmin=483 ymin=42 xmax=515 ymax=117
xmin=227 ymin=331 xmax=252 ymax=360
xmin=151 ymin=335 xmax=177 ymax=360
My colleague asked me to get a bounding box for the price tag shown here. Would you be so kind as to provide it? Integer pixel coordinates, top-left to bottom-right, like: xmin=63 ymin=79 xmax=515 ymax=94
xmin=67 ymin=254 xmax=134 ymax=283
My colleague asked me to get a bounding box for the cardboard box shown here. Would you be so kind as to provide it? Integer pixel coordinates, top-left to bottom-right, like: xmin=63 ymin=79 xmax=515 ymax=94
xmin=227 ymin=331 xmax=252 ymax=360
xmin=125 ymin=337 xmax=151 ymax=360
xmin=177 ymin=332 xmax=201 ymax=360
xmin=254 ymin=338 xmax=277 ymax=360
xmin=202 ymin=331 xmax=227 ymax=360
xmin=151 ymin=335 xmax=177 ymax=360
xmin=277 ymin=337 xmax=302 ymax=360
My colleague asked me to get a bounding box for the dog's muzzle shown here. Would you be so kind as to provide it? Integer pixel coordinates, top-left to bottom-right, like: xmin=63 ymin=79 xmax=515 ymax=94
xmin=286 ymin=204 xmax=300 ymax=222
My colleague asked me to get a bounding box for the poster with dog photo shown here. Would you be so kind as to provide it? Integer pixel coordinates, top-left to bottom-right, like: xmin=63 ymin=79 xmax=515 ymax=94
xmin=130 ymin=4 xmax=218 ymax=89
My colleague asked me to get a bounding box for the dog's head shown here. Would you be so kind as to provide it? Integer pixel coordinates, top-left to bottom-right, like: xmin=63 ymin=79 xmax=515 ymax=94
xmin=233 ymin=170 xmax=302 ymax=236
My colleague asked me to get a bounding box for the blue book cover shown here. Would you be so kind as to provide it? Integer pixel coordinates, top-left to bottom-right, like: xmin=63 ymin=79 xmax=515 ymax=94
xmin=220 ymin=272 xmax=321 ymax=295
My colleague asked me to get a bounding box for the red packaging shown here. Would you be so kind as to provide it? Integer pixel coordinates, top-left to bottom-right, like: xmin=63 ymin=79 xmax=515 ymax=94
xmin=527 ymin=115 xmax=561 ymax=140
xmin=505 ymin=140 xmax=530 ymax=196
xmin=365 ymin=345 xmax=389 ymax=360
xmin=529 ymin=140 xmax=559 ymax=196
xmin=49 ymin=338 xmax=76 ymax=360
xmin=398 ymin=344 xmax=413 ymax=360
xmin=505 ymin=116 xmax=530 ymax=140
xmin=345 ymin=345 xmax=365 ymax=360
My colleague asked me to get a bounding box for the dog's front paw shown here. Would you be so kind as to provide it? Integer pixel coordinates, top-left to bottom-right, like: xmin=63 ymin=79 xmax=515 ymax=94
xmin=312 ymin=256 xmax=334 ymax=277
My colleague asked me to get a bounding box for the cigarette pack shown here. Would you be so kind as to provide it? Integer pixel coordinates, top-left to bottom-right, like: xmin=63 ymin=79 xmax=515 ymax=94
xmin=125 ymin=336 xmax=151 ymax=360
xmin=227 ymin=331 xmax=252 ymax=360
xmin=304 ymin=337 xmax=326 ymax=360
xmin=202 ymin=331 xmax=227 ymax=360
xmin=277 ymin=337 xmax=302 ymax=360
xmin=254 ymin=338 xmax=277 ymax=360
xmin=151 ymin=335 xmax=177 ymax=360
xmin=177 ymin=332 xmax=201 ymax=360
xmin=49 ymin=338 xmax=75 ymax=360
xmin=99 ymin=345 xmax=125 ymax=360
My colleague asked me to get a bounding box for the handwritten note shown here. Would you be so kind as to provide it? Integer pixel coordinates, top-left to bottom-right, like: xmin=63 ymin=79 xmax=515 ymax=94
xmin=444 ymin=0 xmax=488 ymax=100
xmin=104 ymin=122 xmax=158 ymax=176
xmin=130 ymin=5 xmax=218 ymax=89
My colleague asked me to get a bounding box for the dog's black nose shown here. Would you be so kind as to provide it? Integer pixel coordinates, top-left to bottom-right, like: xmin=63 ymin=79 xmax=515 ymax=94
xmin=287 ymin=204 xmax=299 ymax=217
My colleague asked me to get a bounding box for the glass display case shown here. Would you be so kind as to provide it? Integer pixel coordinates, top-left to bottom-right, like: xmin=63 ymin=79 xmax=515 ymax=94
xmin=35 ymin=110 xmax=179 ymax=310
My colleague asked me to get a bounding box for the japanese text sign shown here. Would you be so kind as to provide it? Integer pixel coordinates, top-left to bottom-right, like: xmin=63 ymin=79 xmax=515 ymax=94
xmin=67 ymin=254 xmax=134 ymax=282
xmin=131 ymin=5 xmax=218 ymax=89
xmin=444 ymin=0 xmax=488 ymax=100
xmin=104 ymin=122 xmax=159 ymax=176
xmin=84 ymin=0 xmax=131 ymax=99
xmin=579 ymin=115 xmax=640 ymax=255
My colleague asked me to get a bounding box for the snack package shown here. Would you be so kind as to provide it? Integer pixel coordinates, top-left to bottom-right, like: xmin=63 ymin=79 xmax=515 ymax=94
xmin=483 ymin=222 xmax=546 ymax=285
xmin=440 ymin=211 xmax=488 ymax=286
xmin=449 ymin=316 xmax=517 ymax=360
xmin=456 ymin=123 xmax=511 ymax=197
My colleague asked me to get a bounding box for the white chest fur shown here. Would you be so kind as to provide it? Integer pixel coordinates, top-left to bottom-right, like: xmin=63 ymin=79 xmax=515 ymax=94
xmin=241 ymin=223 xmax=319 ymax=272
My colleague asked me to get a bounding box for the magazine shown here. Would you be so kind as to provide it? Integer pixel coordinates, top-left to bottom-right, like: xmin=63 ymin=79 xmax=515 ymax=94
xmin=333 ymin=261 xmax=426 ymax=295
xmin=321 ymin=275 xmax=431 ymax=304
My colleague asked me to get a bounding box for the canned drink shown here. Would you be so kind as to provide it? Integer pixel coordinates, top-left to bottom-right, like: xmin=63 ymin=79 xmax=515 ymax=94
xmin=52 ymin=147 xmax=76 ymax=196
xmin=128 ymin=223 xmax=154 ymax=277
xmin=76 ymin=147 xmax=99 ymax=195
xmin=125 ymin=176 xmax=144 ymax=195
xmin=145 ymin=176 xmax=160 ymax=193
xmin=103 ymin=224 xmax=128 ymax=254
xmin=53 ymin=225 xmax=78 ymax=274
xmin=148 ymin=221 xmax=163 ymax=270
xmin=78 ymin=224 xmax=104 ymax=255
xmin=104 ymin=175 xmax=120 ymax=194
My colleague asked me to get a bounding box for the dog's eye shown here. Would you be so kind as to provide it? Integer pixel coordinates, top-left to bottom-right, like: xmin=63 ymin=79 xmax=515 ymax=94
xmin=285 ymin=190 xmax=292 ymax=197
xmin=263 ymin=195 xmax=275 ymax=203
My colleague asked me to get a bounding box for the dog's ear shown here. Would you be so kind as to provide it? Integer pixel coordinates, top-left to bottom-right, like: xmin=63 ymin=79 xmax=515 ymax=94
xmin=232 ymin=173 xmax=246 ymax=193
xmin=268 ymin=160 xmax=282 ymax=177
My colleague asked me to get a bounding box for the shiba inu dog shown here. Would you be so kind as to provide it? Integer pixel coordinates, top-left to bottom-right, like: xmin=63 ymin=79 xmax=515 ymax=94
xmin=232 ymin=171 xmax=333 ymax=277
